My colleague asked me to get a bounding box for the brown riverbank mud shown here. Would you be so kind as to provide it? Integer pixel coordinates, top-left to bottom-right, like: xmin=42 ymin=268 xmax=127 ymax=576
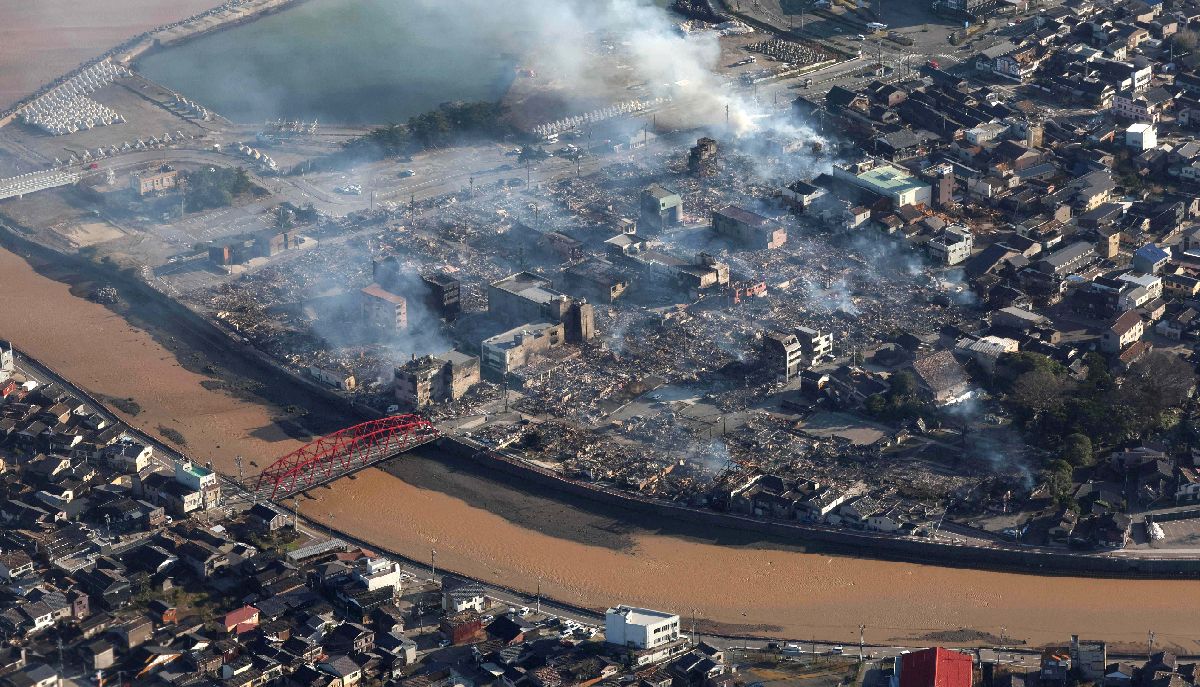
xmin=2 ymin=244 xmax=1199 ymax=650
xmin=0 ymin=245 xmax=307 ymax=469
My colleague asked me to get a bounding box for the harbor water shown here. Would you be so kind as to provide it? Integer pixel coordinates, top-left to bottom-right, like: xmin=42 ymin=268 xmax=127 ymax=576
xmin=137 ymin=0 xmax=521 ymax=125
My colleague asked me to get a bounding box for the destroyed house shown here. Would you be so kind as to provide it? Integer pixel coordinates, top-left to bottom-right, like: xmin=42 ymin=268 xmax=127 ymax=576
xmin=910 ymin=350 xmax=971 ymax=405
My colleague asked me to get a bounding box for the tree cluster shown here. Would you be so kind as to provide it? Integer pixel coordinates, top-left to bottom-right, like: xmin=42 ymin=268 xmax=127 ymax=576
xmin=341 ymin=100 xmax=510 ymax=162
xmin=184 ymin=166 xmax=251 ymax=212
xmin=864 ymin=370 xmax=930 ymax=422
xmin=994 ymin=350 xmax=1195 ymax=496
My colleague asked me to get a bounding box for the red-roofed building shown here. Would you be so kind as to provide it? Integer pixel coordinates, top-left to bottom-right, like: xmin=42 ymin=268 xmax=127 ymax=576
xmin=898 ymin=648 xmax=973 ymax=687
xmin=223 ymin=605 xmax=260 ymax=634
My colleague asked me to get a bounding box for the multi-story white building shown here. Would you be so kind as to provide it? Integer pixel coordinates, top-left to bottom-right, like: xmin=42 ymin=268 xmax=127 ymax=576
xmin=354 ymin=556 xmax=403 ymax=592
xmin=0 ymin=342 xmax=12 ymax=384
xmin=174 ymin=460 xmax=217 ymax=492
xmin=1126 ymin=123 xmax=1157 ymax=151
xmin=1118 ymin=272 xmax=1163 ymax=301
xmin=605 ymin=606 xmax=684 ymax=665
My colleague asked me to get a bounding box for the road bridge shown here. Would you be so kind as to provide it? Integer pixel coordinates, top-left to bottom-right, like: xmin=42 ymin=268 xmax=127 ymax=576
xmin=0 ymin=169 xmax=80 ymax=200
xmin=253 ymin=414 xmax=438 ymax=501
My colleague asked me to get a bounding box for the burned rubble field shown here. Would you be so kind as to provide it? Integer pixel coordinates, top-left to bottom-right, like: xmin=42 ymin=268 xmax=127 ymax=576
xmin=189 ymin=142 xmax=988 ymax=512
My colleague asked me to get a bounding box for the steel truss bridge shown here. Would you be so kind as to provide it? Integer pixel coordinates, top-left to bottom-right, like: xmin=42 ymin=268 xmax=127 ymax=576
xmin=253 ymin=415 xmax=438 ymax=500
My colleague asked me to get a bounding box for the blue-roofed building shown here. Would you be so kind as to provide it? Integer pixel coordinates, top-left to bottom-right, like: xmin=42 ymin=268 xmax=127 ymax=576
xmin=1133 ymin=243 xmax=1169 ymax=274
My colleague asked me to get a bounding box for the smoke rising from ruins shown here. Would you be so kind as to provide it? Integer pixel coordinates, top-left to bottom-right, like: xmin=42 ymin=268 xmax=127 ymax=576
xmin=411 ymin=0 xmax=819 ymax=141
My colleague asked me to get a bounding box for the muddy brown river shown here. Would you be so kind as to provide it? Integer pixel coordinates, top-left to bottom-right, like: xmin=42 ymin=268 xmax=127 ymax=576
xmin=2 ymin=244 xmax=1198 ymax=651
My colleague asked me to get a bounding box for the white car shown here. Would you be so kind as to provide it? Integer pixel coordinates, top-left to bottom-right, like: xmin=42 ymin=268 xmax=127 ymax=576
xmin=867 ymin=22 xmax=888 ymax=30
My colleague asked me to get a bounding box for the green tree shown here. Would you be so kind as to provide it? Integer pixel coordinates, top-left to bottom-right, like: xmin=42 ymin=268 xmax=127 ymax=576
xmin=1008 ymin=368 xmax=1064 ymax=421
xmin=1061 ymin=433 xmax=1094 ymax=467
xmin=518 ymin=145 xmax=550 ymax=164
xmin=1172 ymin=28 xmax=1199 ymax=52
xmin=1121 ymin=351 xmax=1196 ymax=429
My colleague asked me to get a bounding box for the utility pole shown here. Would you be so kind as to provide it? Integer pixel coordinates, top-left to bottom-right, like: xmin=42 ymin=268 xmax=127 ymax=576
xmin=1148 ymin=630 xmax=1155 ymax=660
xmin=431 ymin=548 xmax=438 ymax=579
xmin=1000 ymin=627 xmax=1007 ymax=664
xmin=410 ymin=193 xmax=415 ymax=225
xmin=859 ymin=624 xmax=866 ymax=661
xmin=234 ymin=454 xmax=245 ymax=487
xmin=691 ymin=610 xmax=697 ymax=645
xmin=536 ymin=578 xmax=542 ymax=615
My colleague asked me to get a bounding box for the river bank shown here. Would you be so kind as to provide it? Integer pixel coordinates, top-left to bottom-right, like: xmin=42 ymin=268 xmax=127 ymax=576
xmin=0 ymin=223 xmax=355 ymax=472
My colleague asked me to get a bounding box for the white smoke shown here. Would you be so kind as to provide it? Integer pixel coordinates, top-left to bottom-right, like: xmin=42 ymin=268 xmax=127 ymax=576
xmin=410 ymin=0 xmax=819 ymax=140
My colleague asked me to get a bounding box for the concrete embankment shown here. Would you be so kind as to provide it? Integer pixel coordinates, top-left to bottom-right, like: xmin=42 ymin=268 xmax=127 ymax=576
xmin=119 ymin=0 xmax=308 ymax=65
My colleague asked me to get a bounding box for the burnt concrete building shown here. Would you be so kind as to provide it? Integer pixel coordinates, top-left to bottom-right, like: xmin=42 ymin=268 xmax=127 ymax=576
xmin=394 ymin=351 xmax=480 ymax=407
xmin=254 ymin=230 xmax=302 ymax=257
xmin=481 ymin=322 xmax=565 ymax=376
xmin=639 ymin=184 xmax=683 ymax=232
xmin=712 ymin=206 xmax=786 ymax=250
xmin=360 ymin=284 xmax=407 ymax=332
xmin=131 ymin=167 xmax=177 ymax=196
xmin=488 ymin=272 xmax=595 ymax=342
xmin=762 ymin=327 xmax=834 ymax=381
xmin=421 ymin=272 xmax=462 ymax=319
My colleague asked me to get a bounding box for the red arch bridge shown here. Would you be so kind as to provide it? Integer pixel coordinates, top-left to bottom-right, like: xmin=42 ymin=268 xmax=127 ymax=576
xmin=253 ymin=415 xmax=439 ymax=500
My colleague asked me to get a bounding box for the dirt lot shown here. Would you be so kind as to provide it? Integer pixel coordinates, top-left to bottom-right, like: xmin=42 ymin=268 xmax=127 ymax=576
xmin=731 ymin=650 xmax=859 ymax=687
xmin=1156 ymin=518 xmax=1200 ymax=548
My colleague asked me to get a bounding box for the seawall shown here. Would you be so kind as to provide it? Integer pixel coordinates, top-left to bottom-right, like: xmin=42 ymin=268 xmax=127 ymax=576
xmin=436 ymin=436 xmax=1200 ymax=579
